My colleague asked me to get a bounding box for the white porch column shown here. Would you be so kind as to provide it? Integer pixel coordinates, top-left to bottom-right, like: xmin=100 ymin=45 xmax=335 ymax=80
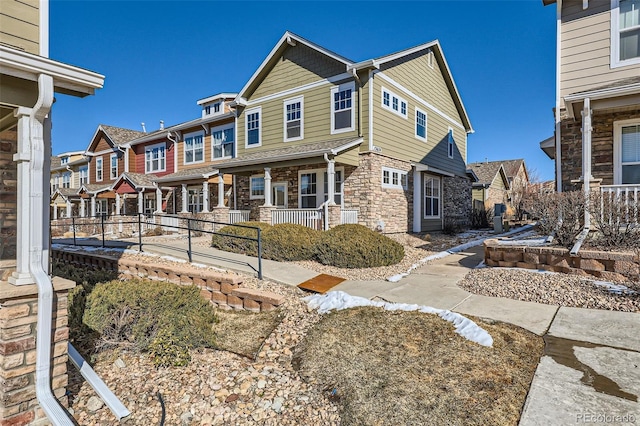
xmin=263 ymin=168 xmax=272 ymax=207
xmin=80 ymin=198 xmax=86 ymax=217
xmin=138 ymin=191 xmax=144 ymax=214
xmin=155 ymin=187 xmax=164 ymax=213
xmin=53 ymin=205 xmax=58 ymax=220
xmin=582 ymin=97 xmax=593 ymax=228
xmin=413 ymin=168 xmax=421 ymax=233
xmin=217 ymin=175 xmax=225 ymax=208
xmin=91 ymin=195 xmax=96 ymax=217
xmin=181 ymin=183 xmax=188 ymax=213
xmin=327 ymin=159 xmax=336 ymax=205
xmin=66 ymin=200 xmax=72 ymax=218
xmin=202 ymin=181 xmax=210 ymax=212
xmin=115 ymin=193 xmax=121 ymax=215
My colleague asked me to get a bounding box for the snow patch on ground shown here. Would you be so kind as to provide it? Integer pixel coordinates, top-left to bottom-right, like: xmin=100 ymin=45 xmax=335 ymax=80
xmin=305 ymin=291 xmax=493 ymax=347
xmin=592 ymin=280 xmax=637 ymax=295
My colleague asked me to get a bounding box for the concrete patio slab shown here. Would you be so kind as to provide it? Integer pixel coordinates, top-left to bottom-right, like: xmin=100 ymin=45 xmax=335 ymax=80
xmin=375 ymin=279 xmax=472 ymax=310
xmin=453 ymin=295 xmax=559 ymax=336
xmin=331 ymin=280 xmax=396 ymax=299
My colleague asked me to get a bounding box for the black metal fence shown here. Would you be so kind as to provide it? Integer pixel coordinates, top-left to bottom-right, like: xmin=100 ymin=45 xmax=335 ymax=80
xmin=50 ymin=213 xmax=263 ymax=279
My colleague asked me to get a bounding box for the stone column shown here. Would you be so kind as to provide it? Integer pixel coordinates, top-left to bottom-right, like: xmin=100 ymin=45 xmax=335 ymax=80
xmin=65 ymin=200 xmax=72 ymax=218
xmin=263 ymin=168 xmax=272 ymax=207
xmin=218 ymin=174 xmax=225 ymax=208
xmin=327 ymin=204 xmax=341 ymax=229
xmin=327 ymin=159 xmax=336 ymax=205
xmin=91 ymin=195 xmax=96 ymax=217
xmin=155 ymin=187 xmax=164 ymax=213
xmin=181 ymin=184 xmax=188 ymax=213
xmin=202 ymin=181 xmax=210 ymax=213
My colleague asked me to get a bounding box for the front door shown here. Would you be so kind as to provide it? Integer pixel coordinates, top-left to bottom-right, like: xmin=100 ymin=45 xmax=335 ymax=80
xmin=272 ymin=182 xmax=287 ymax=208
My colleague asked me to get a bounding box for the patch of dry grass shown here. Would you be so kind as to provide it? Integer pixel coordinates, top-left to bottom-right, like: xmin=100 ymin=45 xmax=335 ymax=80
xmin=213 ymin=309 xmax=283 ymax=359
xmin=293 ymin=307 xmax=543 ymax=426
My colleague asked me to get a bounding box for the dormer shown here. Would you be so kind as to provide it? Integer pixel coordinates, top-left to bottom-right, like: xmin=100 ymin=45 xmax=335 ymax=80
xmin=197 ymin=93 xmax=237 ymax=119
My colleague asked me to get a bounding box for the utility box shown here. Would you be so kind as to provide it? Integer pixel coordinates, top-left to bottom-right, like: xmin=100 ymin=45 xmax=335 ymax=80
xmin=494 ymin=203 xmax=506 ymax=217
xmin=493 ymin=215 xmax=504 ymax=233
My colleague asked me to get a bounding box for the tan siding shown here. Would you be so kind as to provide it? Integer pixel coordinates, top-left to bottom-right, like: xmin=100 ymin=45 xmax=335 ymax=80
xmin=0 ymin=0 xmax=39 ymax=55
xmin=360 ymin=71 xmax=371 ymax=149
xmin=560 ymin=0 xmax=640 ymax=99
xmin=249 ymin=44 xmax=347 ymax=100
xmin=371 ymin=76 xmax=468 ymax=176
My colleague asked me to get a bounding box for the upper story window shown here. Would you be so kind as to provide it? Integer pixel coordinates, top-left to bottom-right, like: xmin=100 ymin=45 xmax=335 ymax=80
xmin=447 ymin=128 xmax=455 ymax=159
xmin=96 ymin=157 xmax=103 ymax=182
xmin=51 ymin=175 xmax=59 ymax=192
xmin=184 ymin=132 xmax=204 ymax=164
xmin=611 ymin=0 xmax=640 ymax=67
xmin=79 ymin=166 xmax=88 ymax=185
xmin=284 ymin=96 xmax=304 ymax=141
xmin=331 ymin=82 xmax=355 ymax=134
xmin=145 ymin=143 xmax=166 ymax=173
xmin=212 ymin=124 xmax=234 ymax=160
xmin=110 ymin=154 xmax=118 ymax=179
xmin=61 ymin=156 xmax=69 ymax=165
xmin=205 ymin=106 xmax=211 ymax=115
xmin=614 ymin=119 xmax=640 ymax=183
xmin=62 ymin=172 xmax=71 ymax=189
xmin=246 ymin=107 xmax=262 ymax=147
xmin=214 ymin=102 xmax=221 ymax=113
xmin=415 ymin=108 xmax=427 ymax=141
xmin=381 ymin=87 xmax=408 ymax=119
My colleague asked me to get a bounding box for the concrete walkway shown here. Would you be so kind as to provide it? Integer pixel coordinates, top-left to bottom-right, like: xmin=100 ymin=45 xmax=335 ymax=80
xmin=54 ymin=235 xmax=640 ymax=423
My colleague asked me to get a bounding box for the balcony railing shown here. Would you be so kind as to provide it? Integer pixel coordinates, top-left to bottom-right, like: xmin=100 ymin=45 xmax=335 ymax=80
xmin=272 ymin=208 xmax=324 ymax=230
xmin=341 ymin=209 xmax=359 ymax=224
xmin=229 ymin=210 xmax=251 ymax=224
xmin=599 ymin=184 xmax=640 ymax=226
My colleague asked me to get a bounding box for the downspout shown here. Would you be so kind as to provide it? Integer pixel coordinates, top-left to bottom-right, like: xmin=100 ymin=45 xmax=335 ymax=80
xmin=351 ymin=69 xmax=363 ymax=138
xmin=555 ymin=0 xmax=563 ymax=192
xmin=30 ymin=74 xmax=74 ymax=425
xmin=570 ymin=96 xmax=592 ymax=255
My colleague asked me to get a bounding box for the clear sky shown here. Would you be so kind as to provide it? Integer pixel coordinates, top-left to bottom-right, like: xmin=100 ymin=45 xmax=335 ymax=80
xmin=50 ymin=0 xmax=557 ymax=181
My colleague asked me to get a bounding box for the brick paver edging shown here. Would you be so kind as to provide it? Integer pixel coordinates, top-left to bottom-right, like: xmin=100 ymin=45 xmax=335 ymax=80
xmin=484 ymin=239 xmax=638 ymax=282
xmin=51 ymin=249 xmax=285 ymax=312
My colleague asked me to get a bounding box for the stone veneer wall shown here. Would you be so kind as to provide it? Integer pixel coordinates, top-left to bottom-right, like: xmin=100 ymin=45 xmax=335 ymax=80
xmin=0 ymin=277 xmax=74 ymax=426
xmin=0 ymin=131 xmax=17 ymax=266
xmin=484 ymin=239 xmax=637 ymax=282
xmin=559 ymin=109 xmax=640 ymax=191
xmin=443 ymin=175 xmax=472 ymax=229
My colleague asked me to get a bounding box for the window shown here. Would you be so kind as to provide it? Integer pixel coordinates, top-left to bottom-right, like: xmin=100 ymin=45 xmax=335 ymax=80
xmin=416 ymin=108 xmax=427 ymax=140
xmin=212 ymin=124 xmax=234 ymax=160
xmin=381 ymin=87 xmax=408 ymax=118
xmin=96 ymin=157 xmax=103 ymax=181
xmin=214 ymin=102 xmax=221 ymax=113
xmin=184 ymin=132 xmax=204 ymax=164
xmin=188 ymin=188 xmax=203 ymax=213
xmin=250 ymin=175 xmax=265 ymax=199
xmin=145 ymin=143 xmax=166 ymax=173
xmin=52 ymin=175 xmax=59 ymax=192
xmin=284 ymin=96 xmax=304 ymax=141
xmin=424 ymin=176 xmax=441 ymax=219
xmin=614 ymin=120 xmax=640 ymax=184
xmin=300 ymin=172 xmax=318 ymax=208
xmin=612 ymin=0 xmax=640 ymax=67
xmin=272 ymin=182 xmax=287 ymax=208
xmin=246 ymin=107 xmax=262 ymax=147
xmin=79 ymin=166 xmax=88 ymax=185
xmin=143 ymin=194 xmax=155 ymax=215
xmin=62 ymin=172 xmax=71 ymax=189
xmin=331 ymin=82 xmax=355 ymax=133
xmin=96 ymin=199 xmax=109 ymax=216
xmin=205 ymin=105 xmax=211 ymax=115
xmin=61 ymin=156 xmax=69 ymax=165
xmin=382 ymin=167 xmax=408 ymax=190
xmin=447 ymin=128 xmax=455 ymax=159
xmin=110 ymin=154 xmax=118 ymax=179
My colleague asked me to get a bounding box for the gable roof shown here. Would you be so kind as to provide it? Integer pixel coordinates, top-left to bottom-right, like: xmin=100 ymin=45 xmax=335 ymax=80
xmin=86 ymin=124 xmax=146 ymax=153
xmin=467 ymin=161 xmax=509 ymax=188
xmin=112 ymin=172 xmax=157 ymax=191
xmin=153 ymin=165 xmax=219 ymax=183
xmin=500 ymin=159 xmax=527 ymax=181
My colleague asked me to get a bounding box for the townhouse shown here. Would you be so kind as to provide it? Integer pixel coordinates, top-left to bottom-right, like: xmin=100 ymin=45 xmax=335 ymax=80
xmin=50 ymin=150 xmax=89 ymax=218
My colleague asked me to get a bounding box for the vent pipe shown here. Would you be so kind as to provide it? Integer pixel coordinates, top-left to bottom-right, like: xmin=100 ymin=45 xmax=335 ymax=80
xmin=141 ymin=122 xmax=146 ymax=133
xmin=160 ymin=120 xmax=164 ymax=130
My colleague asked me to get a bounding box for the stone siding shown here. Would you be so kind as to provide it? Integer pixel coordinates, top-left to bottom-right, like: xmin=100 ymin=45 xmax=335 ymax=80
xmin=443 ymin=175 xmax=472 ymax=229
xmin=560 ymin=109 xmax=640 ymax=191
xmin=0 ymin=131 xmax=17 ymax=268
xmin=0 ymin=277 xmax=74 ymax=426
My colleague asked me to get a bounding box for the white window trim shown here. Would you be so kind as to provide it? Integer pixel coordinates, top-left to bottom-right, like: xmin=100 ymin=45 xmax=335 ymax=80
xmin=95 ymin=157 xmax=103 ymax=182
xmin=382 ymin=167 xmax=408 ymax=190
xmin=330 ymin=82 xmax=356 ymax=135
xmin=245 ymin=106 xmax=262 ymax=148
xmin=250 ymin=174 xmax=265 ymax=200
xmin=415 ymin=107 xmax=428 ymax=141
xmin=423 ymin=175 xmax=441 ymax=219
xmin=145 ymin=142 xmax=167 ymax=174
xmin=283 ymin=95 xmax=304 ymax=142
xmin=211 ymin=122 xmax=234 ymax=161
xmin=62 ymin=172 xmax=71 ymax=188
xmin=110 ymin=153 xmax=118 ymax=180
xmin=610 ymin=0 xmax=640 ymax=68
xmin=79 ymin=166 xmax=88 ymax=185
xmin=448 ymin=127 xmax=455 ymax=159
xmin=297 ymin=167 xmax=345 ymax=208
xmin=613 ymin=118 xmax=640 ymax=184
xmin=183 ymin=130 xmax=205 ymax=165
xmin=381 ymin=86 xmax=408 ymax=119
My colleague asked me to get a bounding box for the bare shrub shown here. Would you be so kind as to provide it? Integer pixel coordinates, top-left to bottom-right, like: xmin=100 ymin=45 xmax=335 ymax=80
xmin=470 ymin=207 xmax=492 ymax=229
xmin=588 ymin=191 xmax=640 ymax=250
xmin=525 ymin=191 xmax=584 ymax=248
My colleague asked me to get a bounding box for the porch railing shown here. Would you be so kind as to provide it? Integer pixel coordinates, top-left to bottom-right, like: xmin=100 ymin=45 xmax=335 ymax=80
xmin=229 ymin=210 xmax=251 ymax=224
xmin=599 ymin=184 xmax=640 ymax=226
xmin=272 ymin=208 xmax=324 ymax=230
xmin=341 ymin=209 xmax=359 ymax=224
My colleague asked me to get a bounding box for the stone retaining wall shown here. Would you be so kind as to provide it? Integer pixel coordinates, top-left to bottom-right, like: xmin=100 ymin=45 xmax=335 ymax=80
xmin=484 ymin=239 xmax=638 ymax=282
xmin=51 ymin=250 xmax=285 ymax=313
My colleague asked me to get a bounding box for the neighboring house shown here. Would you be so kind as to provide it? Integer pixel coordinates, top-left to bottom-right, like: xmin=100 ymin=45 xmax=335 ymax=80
xmin=468 ymin=161 xmax=510 ymax=213
xmin=215 ymin=31 xmax=473 ymax=233
xmin=541 ymin=0 xmax=640 ymax=195
xmin=50 ymin=151 xmax=89 ymax=218
xmin=0 ymin=0 xmax=104 ymax=424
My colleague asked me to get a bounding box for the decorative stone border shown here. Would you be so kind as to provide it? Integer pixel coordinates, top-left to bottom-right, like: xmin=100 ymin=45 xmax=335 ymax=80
xmin=483 ymin=239 xmax=638 ymax=282
xmin=51 ymin=250 xmax=285 ymax=312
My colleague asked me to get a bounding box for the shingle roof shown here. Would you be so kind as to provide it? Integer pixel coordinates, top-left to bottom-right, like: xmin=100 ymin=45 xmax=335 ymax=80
xmin=570 ymin=76 xmax=640 ymax=95
xmin=81 ymin=183 xmax=111 ymax=193
xmin=50 ymin=156 xmax=62 ymax=170
xmin=100 ymin=125 xmax=147 ymax=146
xmin=499 ymin=159 xmax=525 ymax=180
xmin=153 ymin=165 xmax=219 ymax=183
xmin=467 ymin=161 xmax=505 ymax=186
xmin=121 ymin=172 xmax=157 ymax=188
xmin=55 ymin=188 xmax=80 ymax=197
xmin=217 ymin=137 xmax=362 ymax=170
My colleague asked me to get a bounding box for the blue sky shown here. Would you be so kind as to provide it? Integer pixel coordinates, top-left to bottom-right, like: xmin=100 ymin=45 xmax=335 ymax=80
xmin=50 ymin=0 xmax=557 ymax=181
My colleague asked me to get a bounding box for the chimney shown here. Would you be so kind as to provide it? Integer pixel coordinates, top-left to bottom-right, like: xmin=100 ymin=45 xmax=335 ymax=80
xmin=160 ymin=120 xmax=164 ymax=130
xmin=141 ymin=122 xmax=147 ymax=133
